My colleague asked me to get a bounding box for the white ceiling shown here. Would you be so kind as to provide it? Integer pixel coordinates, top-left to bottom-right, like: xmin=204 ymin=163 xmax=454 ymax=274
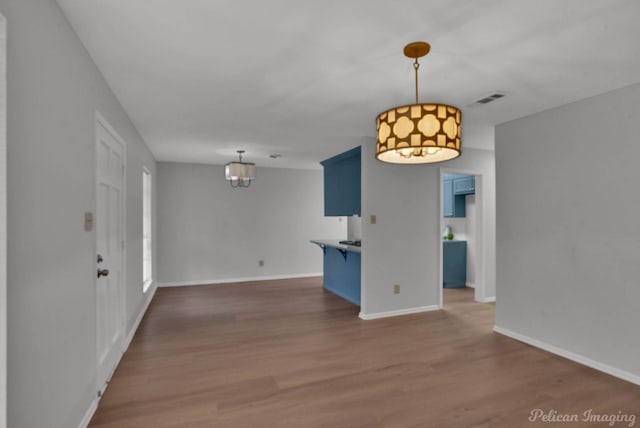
xmin=57 ymin=0 xmax=640 ymax=169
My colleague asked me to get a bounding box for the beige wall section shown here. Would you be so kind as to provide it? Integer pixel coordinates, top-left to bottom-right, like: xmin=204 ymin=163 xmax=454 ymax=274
xmin=0 ymin=0 xmax=156 ymax=427
xmin=361 ymin=136 xmax=495 ymax=317
xmin=156 ymin=162 xmax=345 ymax=285
xmin=495 ymin=82 xmax=640 ymax=382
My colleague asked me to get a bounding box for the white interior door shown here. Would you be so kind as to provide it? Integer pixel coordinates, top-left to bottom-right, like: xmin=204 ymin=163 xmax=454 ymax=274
xmin=95 ymin=116 xmax=125 ymax=396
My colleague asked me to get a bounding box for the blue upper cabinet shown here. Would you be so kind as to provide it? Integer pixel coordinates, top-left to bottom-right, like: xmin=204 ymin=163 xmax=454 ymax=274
xmin=443 ymin=174 xmax=473 ymax=218
xmin=443 ymin=179 xmax=454 ymax=217
xmin=453 ymin=176 xmax=475 ymax=195
xmin=321 ymin=146 xmax=361 ymax=216
xmin=442 ymin=178 xmax=467 ymax=217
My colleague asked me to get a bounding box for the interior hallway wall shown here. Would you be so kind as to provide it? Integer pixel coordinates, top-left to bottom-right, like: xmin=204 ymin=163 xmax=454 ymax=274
xmin=495 ymin=82 xmax=640 ymax=383
xmin=361 ymin=137 xmax=495 ymax=317
xmin=0 ymin=0 xmax=157 ymax=426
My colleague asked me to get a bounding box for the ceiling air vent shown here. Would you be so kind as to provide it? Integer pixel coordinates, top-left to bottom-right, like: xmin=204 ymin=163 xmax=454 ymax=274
xmin=470 ymin=92 xmax=506 ymax=106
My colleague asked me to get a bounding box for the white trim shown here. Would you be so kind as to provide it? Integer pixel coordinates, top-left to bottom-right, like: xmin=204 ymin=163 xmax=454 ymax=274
xmin=0 ymin=15 xmax=6 ymax=428
xmin=124 ymin=283 xmax=157 ymax=351
xmin=358 ymin=305 xmax=440 ymax=320
xmin=480 ymin=296 xmax=495 ymax=303
xmin=77 ymin=398 xmax=98 ymax=428
xmin=158 ymin=272 xmax=323 ymax=287
xmin=466 ymin=282 xmax=476 ymax=289
xmin=493 ymin=326 xmax=640 ymax=386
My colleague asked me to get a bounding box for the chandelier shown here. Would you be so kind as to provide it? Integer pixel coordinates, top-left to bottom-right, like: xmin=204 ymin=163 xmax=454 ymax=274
xmin=376 ymin=42 xmax=461 ymax=164
xmin=225 ymin=150 xmax=255 ymax=188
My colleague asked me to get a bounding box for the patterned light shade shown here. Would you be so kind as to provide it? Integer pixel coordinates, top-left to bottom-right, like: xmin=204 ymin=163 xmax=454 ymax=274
xmin=376 ymin=42 xmax=462 ymax=164
xmin=376 ymin=103 xmax=461 ymax=164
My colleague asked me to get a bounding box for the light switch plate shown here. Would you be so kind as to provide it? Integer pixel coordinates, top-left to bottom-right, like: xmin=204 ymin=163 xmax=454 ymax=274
xmin=370 ymin=215 xmax=377 ymax=225
xmin=84 ymin=212 xmax=93 ymax=232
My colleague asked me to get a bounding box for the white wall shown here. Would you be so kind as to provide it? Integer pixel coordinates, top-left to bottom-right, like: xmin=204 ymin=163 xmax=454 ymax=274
xmin=361 ymin=136 xmax=495 ymax=317
xmin=495 ymin=83 xmax=640 ymax=383
xmin=156 ymin=162 xmax=345 ymax=285
xmin=0 ymin=13 xmax=5 ymax=428
xmin=347 ymin=216 xmax=362 ymax=241
xmin=0 ymin=0 xmax=157 ymax=427
xmin=442 ymin=217 xmax=467 ymax=238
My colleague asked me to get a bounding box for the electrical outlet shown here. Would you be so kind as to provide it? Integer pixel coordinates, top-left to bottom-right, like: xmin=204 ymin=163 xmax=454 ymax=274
xmin=394 ymin=284 xmax=400 ymax=294
xmin=259 ymin=260 xmax=264 ymax=267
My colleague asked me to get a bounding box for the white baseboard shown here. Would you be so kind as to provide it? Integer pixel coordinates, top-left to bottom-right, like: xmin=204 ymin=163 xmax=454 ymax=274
xmin=359 ymin=305 xmax=440 ymax=320
xmin=158 ymin=272 xmax=322 ymax=287
xmin=78 ymin=398 xmax=98 ymax=428
xmin=493 ymin=325 xmax=640 ymax=386
xmin=480 ymin=296 xmax=496 ymax=303
xmin=124 ymin=282 xmax=157 ymax=351
xmin=466 ymin=282 xmax=476 ymax=289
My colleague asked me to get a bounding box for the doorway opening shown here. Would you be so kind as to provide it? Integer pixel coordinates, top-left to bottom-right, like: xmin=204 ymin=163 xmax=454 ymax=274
xmin=439 ymin=169 xmax=486 ymax=308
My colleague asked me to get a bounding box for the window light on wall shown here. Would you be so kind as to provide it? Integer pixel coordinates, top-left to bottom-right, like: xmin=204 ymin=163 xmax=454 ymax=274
xmin=142 ymin=168 xmax=152 ymax=292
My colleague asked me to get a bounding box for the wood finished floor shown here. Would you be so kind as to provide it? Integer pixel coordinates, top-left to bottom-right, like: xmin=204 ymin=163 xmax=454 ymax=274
xmin=90 ymin=278 xmax=640 ymax=428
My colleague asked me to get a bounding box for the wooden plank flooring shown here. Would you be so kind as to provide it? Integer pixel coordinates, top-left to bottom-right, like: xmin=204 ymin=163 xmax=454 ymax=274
xmin=90 ymin=278 xmax=639 ymax=427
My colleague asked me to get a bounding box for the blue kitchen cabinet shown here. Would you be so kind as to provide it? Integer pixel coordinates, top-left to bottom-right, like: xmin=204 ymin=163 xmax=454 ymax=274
xmin=453 ymin=176 xmax=475 ymax=195
xmin=443 ymin=241 xmax=467 ymax=288
xmin=320 ymin=146 xmax=361 ymax=216
xmin=323 ymin=247 xmax=361 ymax=306
xmin=443 ymin=179 xmax=453 ymax=217
xmin=443 ymin=178 xmax=465 ymax=218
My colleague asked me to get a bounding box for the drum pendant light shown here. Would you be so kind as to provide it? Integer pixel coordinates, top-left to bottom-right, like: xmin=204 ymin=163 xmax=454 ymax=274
xmin=376 ymin=42 xmax=462 ymax=164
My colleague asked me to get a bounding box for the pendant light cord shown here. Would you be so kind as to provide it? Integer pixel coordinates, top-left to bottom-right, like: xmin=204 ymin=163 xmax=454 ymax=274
xmin=413 ymin=58 xmax=420 ymax=104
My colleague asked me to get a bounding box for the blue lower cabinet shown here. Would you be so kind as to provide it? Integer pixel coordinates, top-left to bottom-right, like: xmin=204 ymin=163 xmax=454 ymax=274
xmin=323 ymin=248 xmax=361 ymax=306
xmin=443 ymin=241 xmax=466 ymax=288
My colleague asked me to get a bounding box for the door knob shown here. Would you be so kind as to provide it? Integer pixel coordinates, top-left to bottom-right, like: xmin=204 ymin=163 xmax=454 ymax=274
xmin=97 ymin=254 xmax=104 ymax=263
xmin=97 ymin=269 xmax=109 ymax=278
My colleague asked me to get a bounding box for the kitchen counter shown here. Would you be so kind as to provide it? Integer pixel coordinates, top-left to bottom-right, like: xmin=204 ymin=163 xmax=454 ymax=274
xmin=310 ymin=239 xmax=361 ymax=253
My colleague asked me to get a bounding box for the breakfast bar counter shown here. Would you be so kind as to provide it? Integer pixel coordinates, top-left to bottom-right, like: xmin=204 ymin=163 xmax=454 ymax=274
xmin=311 ymin=240 xmax=361 ymax=306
